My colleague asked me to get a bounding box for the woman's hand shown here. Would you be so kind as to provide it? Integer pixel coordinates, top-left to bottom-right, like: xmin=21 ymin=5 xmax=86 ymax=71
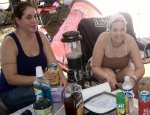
xmin=59 ymin=76 xmax=68 ymax=88
xmin=105 ymin=75 xmax=118 ymax=91
xmin=44 ymin=71 xmax=56 ymax=84
xmin=44 ymin=70 xmax=68 ymax=88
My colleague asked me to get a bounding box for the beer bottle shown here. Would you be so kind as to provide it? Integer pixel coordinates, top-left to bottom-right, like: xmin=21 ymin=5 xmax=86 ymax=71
xmin=64 ymin=70 xmax=84 ymax=115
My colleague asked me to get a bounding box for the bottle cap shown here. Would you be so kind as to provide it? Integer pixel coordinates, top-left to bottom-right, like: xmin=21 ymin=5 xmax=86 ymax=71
xmin=124 ymin=76 xmax=130 ymax=81
xmin=33 ymin=97 xmax=51 ymax=109
xmin=36 ymin=66 xmax=44 ymax=78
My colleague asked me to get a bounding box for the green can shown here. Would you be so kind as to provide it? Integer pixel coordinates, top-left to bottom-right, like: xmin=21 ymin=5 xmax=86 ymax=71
xmin=116 ymin=92 xmax=126 ymax=115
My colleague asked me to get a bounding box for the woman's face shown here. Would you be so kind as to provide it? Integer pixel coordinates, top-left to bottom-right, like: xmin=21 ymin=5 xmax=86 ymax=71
xmin=110 ymin=21 xmax=126 ymax=43
xmin=16 ymin=6 xmax=38 ymax=32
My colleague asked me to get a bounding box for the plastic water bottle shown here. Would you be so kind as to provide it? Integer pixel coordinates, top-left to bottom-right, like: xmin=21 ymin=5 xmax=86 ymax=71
xmin=34 ymin=66 xmax=53 ymax=108
xmin=122 ymin=76 xmax=134 ymax=114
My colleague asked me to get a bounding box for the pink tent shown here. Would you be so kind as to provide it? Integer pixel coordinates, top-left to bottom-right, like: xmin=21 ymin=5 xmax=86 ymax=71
xmin=51 ymin=0 xmax=102 ymax=68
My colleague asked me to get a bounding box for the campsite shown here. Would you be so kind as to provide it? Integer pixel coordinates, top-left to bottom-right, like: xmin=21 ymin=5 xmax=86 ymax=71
xmin=1 ymin=1 xmax=150 ymax=74
xmin=0 ymin=0 xmax=150 ymax=114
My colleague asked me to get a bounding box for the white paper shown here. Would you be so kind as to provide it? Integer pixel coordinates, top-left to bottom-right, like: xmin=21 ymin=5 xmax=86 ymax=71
xmin=82 ymin=82 xmax=111 ymax=101
xmin=84 ymin=93 xmax=116 ymax=114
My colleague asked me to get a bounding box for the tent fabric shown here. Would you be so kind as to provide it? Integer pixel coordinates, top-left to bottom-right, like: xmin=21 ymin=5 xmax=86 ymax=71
xmin=51 ymin=1 xmax=102 ymax=68
xmin=84 ymin=0 xmax=150 ymax=38
xmin=51 ymin=0 xmax=150 ymax=69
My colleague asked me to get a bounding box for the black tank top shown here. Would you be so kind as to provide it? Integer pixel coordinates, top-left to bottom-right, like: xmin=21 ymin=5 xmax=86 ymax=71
xmin=0 ymin=31 xmax=47 ymax=90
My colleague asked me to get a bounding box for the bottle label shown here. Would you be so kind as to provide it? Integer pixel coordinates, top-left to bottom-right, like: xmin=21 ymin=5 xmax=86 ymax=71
xmin=125 ymin=97 xmax=129 ymax=114
xmin=48 ymin=63 xmax=59 ymax=85
xmin=34 ymin=82 xmax=53 ymax=108
xmin=34 ymin=87 xmax=43 ymax=99
xmin=42 ymin=84 xmax=52 ymax=102
xmin=122 ymin=88 xmax=134 ymax=113
xmin=72 ymin=91 xmax=84 ymax=115
xmin=77 ymin=103 xmax=84 ymax=115
xmin=34 ymin=108 xmax=52 ymax=115
xmin=117 ymin=103 xmax=126 ymax=115
xmin=122 ymin=88 xmax=133 ymax=100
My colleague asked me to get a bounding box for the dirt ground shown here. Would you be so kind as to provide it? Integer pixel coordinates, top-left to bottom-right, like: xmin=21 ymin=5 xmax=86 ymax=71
xmin=0 ymin=5 xmax=70 ymax=43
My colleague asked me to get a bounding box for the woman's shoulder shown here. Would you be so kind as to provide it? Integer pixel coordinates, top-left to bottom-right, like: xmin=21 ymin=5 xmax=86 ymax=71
xmin=125 ymin=34 xmax=138 ymax=51
xmin=97 ymin=31 xmax=110 ymax=42
xmin=125 ymin=34 xmax=136 ymax=44
xmin=1 ymin=33 xmax=17 ymax=52
xmin=37 ymin=31 xmax=47 ymax=40
xmin=37 ymin=31 xmax=50 ymax=45
xmin=37 ymin=31 xmax=44 ymax=36
xmin=99 ymin=31 xmax=109 ymax=37
xmin=2 ymin=33 xmax=16 ymax=45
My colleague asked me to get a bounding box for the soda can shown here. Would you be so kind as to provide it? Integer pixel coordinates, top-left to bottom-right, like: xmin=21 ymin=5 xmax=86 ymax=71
xmin=48 ymin=63 xmax=59 ymax=85
xmin=138 ymin=90 xmax=150 ymax=115
xmin=116 ymin=92 xmax=126 ymax=115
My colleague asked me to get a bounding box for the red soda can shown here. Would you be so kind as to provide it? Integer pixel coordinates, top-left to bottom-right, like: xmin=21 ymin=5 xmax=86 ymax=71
xmin=138 ymin=90 xmax=150 ymax=115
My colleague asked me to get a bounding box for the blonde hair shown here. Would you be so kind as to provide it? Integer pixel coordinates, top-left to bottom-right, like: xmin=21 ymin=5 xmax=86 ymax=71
xmin=107 ymin=13 xmax=127 ymax=31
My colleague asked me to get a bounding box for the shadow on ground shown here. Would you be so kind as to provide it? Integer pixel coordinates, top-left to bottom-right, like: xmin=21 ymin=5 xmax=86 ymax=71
xmin=0 ymin=5 xmax=70 ymax=42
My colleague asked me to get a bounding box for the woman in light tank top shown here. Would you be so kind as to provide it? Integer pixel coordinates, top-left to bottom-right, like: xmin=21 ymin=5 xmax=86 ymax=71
xmin=92 ymin=13 xmax=144 ymax=94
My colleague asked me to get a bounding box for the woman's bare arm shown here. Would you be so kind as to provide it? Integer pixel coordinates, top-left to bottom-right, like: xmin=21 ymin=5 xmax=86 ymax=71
xmin=92 ymin=32 xmax=111 ymax=79
xmin=1 ymin=36 xmax=35 ymax=86
xmin=128 ymin=35 xmax=145 ymax=81
xmin=39 ymin=32 xmax=68 ymax=87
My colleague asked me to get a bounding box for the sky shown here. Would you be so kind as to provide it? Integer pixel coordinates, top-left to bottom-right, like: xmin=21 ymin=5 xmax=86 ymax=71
xmin=86 ymin=0 xmax=150 ymax=38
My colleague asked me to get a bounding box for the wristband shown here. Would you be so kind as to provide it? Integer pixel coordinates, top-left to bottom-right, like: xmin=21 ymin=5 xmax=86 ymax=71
xmin=130 ymin=75 xmax=137 ymax=82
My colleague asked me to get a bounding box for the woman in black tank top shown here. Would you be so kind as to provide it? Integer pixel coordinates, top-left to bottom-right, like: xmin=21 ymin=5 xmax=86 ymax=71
xmin=0 ymin=2 xmax=67 ymax=114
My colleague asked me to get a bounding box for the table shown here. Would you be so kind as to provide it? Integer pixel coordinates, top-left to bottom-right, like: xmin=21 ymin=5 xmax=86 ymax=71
xmin=83 ymin=85 xmax=138 ymax=115
xmin=11 ymin=83 xmax=138 ymax=115
xmin=85 ymin=98 xmax=138 ymax=115
xmin=11 ymin=103 xmax=66 ymax=115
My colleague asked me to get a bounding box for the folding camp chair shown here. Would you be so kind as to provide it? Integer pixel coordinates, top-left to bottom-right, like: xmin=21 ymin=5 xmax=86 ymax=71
xmin=0 ymin=0 xmax=21 ymax=25
xmin=144 ymin=43 xmax=150 ymax=58
xmin=31 ymin=0 xmax=63 ymax=27
xmin=0 ymin=0 xmax=11 ymax=25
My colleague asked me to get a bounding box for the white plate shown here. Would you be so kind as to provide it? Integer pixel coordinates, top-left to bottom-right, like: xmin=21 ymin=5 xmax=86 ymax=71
xmin=84 ymin=91 xmax=116 ymax=114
